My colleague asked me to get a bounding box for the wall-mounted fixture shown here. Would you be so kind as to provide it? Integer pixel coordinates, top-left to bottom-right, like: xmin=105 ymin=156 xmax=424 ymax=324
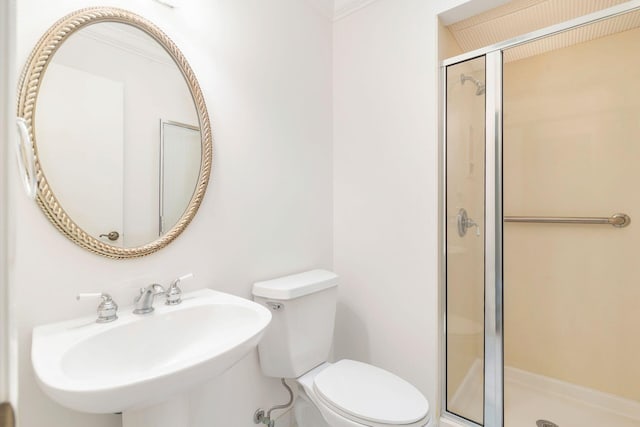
xmin=16 ymin=7 xmax=213 ymax=258
xmin=460 ymin=73 xmax=485 ymax=96
xmin=457 ymin=208 xmax=480 ymax=237
xmin=14 ymin=118 xmax=36 ymax=199
xmin=504 ymin=213 xmax=631 ymax=228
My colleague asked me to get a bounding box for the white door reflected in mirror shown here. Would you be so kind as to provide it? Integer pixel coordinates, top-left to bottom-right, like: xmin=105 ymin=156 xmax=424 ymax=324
xmin=38 ymin=63 xmax=125 ymax=246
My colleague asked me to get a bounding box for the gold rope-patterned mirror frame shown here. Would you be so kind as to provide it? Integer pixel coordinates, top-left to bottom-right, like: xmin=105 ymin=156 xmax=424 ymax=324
xmin=17 ymin=7 xmax=212 ymax=259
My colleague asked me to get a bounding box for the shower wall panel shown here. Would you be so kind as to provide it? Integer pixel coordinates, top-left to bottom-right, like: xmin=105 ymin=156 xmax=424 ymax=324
xmin=503 ymin=27 xmax=640 ymax=402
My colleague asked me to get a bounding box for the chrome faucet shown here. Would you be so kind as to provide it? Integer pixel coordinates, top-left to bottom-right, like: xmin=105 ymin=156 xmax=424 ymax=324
xmin=133 ymin=283 xmax=166 ymax=314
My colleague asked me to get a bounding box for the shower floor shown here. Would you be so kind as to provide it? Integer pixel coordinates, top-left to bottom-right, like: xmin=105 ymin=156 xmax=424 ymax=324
xmin=449 ymin=361 xmax=640 ymax=427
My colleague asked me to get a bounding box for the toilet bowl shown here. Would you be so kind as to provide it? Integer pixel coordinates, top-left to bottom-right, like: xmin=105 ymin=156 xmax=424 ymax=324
xmin=252 ymin=270 xmax=431 ymax=427
xmin=294 ymin=391 xmax=328 ymax=427
xmin=296 ymin=361 xmax=430 ymax=427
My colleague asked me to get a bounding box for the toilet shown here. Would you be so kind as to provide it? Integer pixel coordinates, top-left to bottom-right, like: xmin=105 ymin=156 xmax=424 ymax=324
xmin=253 ymin=270 xmax=431 ymax=427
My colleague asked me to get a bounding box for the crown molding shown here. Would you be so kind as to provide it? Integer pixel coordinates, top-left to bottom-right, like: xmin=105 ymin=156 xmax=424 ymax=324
xmin=304 ymin=0 xmax=334 ymax=19
xmin=334 ymin=0 xmax=381 ymax=21
xmin=79 ymin=23 xmax=176 ymax=67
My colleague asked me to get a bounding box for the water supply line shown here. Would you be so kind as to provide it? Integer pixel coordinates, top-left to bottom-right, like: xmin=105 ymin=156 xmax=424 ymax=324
xmin=253 ymin=379 xmax=294 ymax=427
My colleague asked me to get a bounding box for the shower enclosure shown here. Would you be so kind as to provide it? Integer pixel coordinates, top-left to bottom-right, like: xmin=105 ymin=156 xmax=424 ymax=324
xmin=442 ymin=2 xmax=640 ymax=426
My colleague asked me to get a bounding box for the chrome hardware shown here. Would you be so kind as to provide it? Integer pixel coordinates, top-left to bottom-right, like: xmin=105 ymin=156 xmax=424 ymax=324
xmin=253 ymin=379 xmax=294 ymax=427
xmin=15 ymin=117 xmax=37 ymax=199
xmin=166 ymin=273 xmax=193 ymax=306
xmin=99 ymin=231 xmax=120 ymax=241
xmin=253 ymin=409 xmax=268 ymax=425
xmin=460 ymin=73 xmax=485 ymax=96
xmin=76 ymin=292 xmax=118 ymax=323
xmin=133 ymin=284 xmax=165 ymax=314
xmin=265 ymin=301 xmax=283 ymax=311
xmin=504 ymin=213 xmax=630 ymax=228
xmin=457 ymin=208 xmax=481 ymax=237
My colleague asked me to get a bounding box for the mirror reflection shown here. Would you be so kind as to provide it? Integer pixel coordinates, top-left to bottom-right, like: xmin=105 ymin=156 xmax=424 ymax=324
xmin=160 ymin=120 xmax=201 ymax=235
xmin=36 ymin=22 xmax=202 ymax=248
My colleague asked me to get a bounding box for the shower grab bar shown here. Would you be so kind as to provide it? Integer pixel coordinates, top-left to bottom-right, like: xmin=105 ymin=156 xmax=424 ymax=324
xmin=504 ymin=213 xmax=630 ymax=228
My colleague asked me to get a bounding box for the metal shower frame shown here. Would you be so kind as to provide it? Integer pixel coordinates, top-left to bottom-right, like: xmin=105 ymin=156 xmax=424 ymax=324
xmin=439 ymin=1 xmax=640 ymax=426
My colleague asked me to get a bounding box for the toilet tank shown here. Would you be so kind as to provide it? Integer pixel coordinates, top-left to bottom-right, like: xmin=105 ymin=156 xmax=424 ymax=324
xmin=252 ymin=270 xmax=338 ymax=378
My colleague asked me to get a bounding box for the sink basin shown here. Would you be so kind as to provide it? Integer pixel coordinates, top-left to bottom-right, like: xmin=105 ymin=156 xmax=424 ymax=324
xmin=32 ymin=289 xmax=272 ymax=414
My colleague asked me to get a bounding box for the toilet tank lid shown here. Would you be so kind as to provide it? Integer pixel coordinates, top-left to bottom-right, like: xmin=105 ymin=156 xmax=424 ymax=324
xmin=252 ymin=269 xmax=338 ymax=300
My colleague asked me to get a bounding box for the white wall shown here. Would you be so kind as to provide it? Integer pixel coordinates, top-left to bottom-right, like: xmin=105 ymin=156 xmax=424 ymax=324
xmin=0 ymin=0 xmax=8 ymax=404
xmin=11 ymin=0 xmax=508 ymax=425
xmin=332 ymin=0 xmax=489 ymax=421
xmin=14 ymin=0 xmax=332 ymax=426
xmin=333 ymin=0 xmax=440 ymax=415
xmin=0 ymin=0 xmax=17 ymax=409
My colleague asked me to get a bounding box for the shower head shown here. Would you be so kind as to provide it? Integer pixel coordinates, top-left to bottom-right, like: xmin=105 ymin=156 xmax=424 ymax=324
xmin=460 ymin=73 xmax=485 ymax=96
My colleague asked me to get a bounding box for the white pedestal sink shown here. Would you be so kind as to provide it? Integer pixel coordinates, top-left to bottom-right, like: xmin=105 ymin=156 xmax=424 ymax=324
xmin=121 ymin=395 xmax=190 ymax=427
xmin=31 ymin=289 xmax=272 ymax=426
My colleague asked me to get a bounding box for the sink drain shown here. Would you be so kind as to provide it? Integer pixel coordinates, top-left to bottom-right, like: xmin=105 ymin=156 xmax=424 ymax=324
xmin=536 ymin=420 xmax=558 ymax=427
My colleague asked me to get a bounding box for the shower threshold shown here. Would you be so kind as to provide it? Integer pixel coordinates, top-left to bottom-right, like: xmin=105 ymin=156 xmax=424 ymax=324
xmin=449 ymin=360 xmax=640 ymax=427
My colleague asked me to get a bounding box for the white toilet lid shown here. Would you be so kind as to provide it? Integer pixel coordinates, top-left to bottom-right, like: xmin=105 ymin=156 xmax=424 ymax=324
xmin=313 ymin=360 xmax=429 ymax=425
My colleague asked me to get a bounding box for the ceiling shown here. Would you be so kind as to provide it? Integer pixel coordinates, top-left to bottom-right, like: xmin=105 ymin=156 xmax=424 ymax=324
xmin=333 ymin=0 xmax=379 ymax=20
xmin=446 ymin=0 xmax=638 ymax=61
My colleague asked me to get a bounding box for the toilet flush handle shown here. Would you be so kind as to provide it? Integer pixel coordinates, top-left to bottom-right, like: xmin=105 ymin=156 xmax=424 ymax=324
xmin=265 ymin=301 xmax=283 ymax=311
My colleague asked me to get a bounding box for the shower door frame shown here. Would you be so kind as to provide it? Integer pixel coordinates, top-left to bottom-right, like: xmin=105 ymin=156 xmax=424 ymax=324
xmin=439 ymin=1 xmax=640 ymax=426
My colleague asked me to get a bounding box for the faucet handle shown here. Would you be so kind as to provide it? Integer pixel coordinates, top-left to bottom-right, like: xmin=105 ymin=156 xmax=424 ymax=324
xmin=76 ymin=293 xmax=118 ymax=323
xmin=166 ymin=273 xmax=193 ymax=306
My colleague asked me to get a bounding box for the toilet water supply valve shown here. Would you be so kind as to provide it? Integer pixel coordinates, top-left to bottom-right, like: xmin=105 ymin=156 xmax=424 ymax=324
xmin=253 ymin=379 xmax=294 ymax=427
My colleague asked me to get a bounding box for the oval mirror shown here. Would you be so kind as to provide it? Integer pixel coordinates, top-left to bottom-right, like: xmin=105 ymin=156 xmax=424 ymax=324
xmin=17 ymin=8 xmax=212 ymax=258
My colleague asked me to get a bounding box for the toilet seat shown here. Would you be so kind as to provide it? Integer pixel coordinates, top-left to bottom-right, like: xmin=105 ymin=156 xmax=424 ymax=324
xmin=309 ymin=360 xmax=430 ymax=427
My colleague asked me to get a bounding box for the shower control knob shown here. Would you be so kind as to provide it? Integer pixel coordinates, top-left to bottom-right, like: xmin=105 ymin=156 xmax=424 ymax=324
xmin=457 ymin=208 xmax=481 ymax=237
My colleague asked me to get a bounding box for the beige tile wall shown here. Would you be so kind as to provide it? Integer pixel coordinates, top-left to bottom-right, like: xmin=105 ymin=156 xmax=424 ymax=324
xmin=503 ymin=27 xmax=640 ymax=401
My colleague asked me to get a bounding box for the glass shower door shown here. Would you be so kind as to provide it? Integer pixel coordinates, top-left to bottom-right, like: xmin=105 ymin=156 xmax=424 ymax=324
xmin=502 ymin=9 xmax=640 ymax=427
xmin=444 ymin=4 xmax=640 ymax=427
xmin=445 ymin=56 xmax=486 ymax=425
